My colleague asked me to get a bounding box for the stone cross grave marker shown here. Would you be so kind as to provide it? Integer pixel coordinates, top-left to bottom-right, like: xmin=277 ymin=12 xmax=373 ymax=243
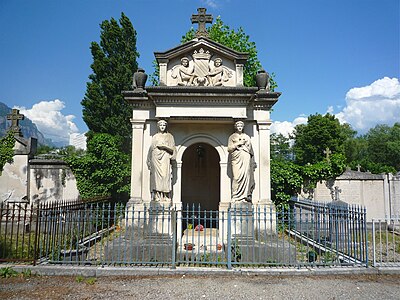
xmin=191 ymin=7 xmax=213 ymax=37
xmin=334 ymin=186 xmax=342 ymax=202
xmin=7 ymin=108 xmax=24 ymax=136
xmin=323 ymin=147 xmax=332 ymax=161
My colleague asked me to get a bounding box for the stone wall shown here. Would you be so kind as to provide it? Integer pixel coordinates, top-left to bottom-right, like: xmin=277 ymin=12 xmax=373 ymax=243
xmin=0 ymin=137 xmax=79 ymax=204
xmin=308 ymin=170 xmax=400 ymax=221
xmin=30 ymin=159 xmax=79 ymax=204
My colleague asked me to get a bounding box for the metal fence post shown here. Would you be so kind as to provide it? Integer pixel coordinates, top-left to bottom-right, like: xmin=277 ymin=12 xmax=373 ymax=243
xmin=372 ymin=219 xmax=376 ymax=267
xmin=364 ymin=207 xmax=368 ymax=267
xmin=33 ymin=203 xmax=40 ymax=266
xmin=171 ymin=208 xmax=177 ymax=269
xmin=227 ymin=208 xmax=232 ymax=270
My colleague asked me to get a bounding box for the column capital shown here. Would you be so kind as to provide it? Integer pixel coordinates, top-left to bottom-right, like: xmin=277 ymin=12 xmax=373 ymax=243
xmin=130 ymin=118 xmax=146 ymax=129
xmin=257 ymin=120 xmax=272 ymax=130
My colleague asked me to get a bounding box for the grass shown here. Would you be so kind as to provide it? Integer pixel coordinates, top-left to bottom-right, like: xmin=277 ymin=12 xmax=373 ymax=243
xmin=0 ymin=267 xmax=33 ymax=278
xmin=0 ymin=233 xmax=36 ymax=261
xmin=76 ymin=275 xmax=97 ymax=285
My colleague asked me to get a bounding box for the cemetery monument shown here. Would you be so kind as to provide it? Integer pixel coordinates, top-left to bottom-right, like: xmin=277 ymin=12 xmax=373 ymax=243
xmin=123 ymin=8 xmax=281 ymax=238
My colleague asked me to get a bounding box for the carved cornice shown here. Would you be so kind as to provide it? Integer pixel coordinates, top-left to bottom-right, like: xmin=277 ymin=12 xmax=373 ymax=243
xmin=154 ymin=37 xmax=248 ymax=63
xmin=123 ymin=86 xmax=281 ymax=110
xmin=251 ymin=91 xmax=281 ymax=110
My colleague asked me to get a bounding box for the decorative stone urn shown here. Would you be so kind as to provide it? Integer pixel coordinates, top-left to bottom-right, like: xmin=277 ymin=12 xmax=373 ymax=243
xmin=133 ymin=68 xmax=148 ymax=90
xmin=255 ymin=69 xmax=269 ymax=91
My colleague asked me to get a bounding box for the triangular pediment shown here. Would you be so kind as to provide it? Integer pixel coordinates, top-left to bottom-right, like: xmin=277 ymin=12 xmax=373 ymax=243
xmin=154 ymin=37 xmax=248 ymax=87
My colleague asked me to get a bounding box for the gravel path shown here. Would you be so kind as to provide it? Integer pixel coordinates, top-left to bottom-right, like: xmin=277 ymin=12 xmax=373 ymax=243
xmin=1 ymin=274 xmax=400 ymax=300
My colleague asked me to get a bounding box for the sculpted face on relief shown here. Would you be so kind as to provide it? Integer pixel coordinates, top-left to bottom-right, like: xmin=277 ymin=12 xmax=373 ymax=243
xmin=171 ymin=48 xmax=232 ymax=87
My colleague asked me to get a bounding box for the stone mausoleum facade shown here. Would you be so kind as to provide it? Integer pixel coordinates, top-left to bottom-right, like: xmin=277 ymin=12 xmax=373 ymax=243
xmin=123 ymin=9 xmax=280 ymax=217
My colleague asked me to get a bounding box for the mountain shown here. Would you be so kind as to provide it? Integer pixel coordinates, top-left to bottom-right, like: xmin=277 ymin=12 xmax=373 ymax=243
xmin=0 ymin=101 xmax=54 ymax=146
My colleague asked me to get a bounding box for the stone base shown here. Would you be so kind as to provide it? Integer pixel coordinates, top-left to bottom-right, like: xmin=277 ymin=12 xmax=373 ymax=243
xmin=103 ymin=235 xmax=174 ymax=264
xmin=229 ymin=240 xmax=296 ymax=264
xmin=254 ymin=201 xmax=277 ymax=236
xmin=230 ymin=201 xmax=254 ymax=242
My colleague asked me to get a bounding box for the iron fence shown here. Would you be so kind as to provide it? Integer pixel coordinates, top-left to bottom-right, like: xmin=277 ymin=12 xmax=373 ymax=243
xmin=0 ymin=197 xmax=112 ymax=263
xmin=371 ymin=216 xmax=400 ymax=267
xmin=0 ymin=202 xmax=35 ymax=262
xmin=1 ymin=200 xmax=369 ymax=268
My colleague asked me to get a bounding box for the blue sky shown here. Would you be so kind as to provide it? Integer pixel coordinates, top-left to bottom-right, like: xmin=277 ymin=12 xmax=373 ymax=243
xmin=0 ymin=0 xmax=399 ymax=144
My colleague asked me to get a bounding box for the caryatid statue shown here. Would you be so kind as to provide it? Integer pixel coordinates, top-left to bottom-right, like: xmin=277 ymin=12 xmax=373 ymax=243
xmin=228 ymin=121 xmax=256 ymax=202
xmin=147 ymin=120 xmax=176 ymax=202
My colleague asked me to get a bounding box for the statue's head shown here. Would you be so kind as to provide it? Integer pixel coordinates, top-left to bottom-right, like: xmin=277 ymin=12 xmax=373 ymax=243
xmin=234 ymin=121 xmax=244 ymax=133
xmin=181 ymin=57 xmax=189 ymax=67
xmin=157 ymin=120 xmax=168 ymax=132
xmin=214 ymin=57 xmax=222 ymax=66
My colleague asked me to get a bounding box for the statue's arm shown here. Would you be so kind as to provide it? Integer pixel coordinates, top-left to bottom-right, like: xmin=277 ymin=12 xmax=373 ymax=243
xmin=227 ymin=136 xmax=237 ymax=153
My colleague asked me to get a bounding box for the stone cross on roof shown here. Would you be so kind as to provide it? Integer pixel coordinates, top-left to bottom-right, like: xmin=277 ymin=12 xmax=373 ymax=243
xmin=7 ymin=108 xmax=24 ymax=137
xmin=191 ymin=8 xmax=213 ymax=37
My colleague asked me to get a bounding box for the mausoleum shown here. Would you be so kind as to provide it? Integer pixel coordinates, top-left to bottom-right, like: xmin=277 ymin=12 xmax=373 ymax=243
xmin=123 ymin=8 xmax=280 ymax=218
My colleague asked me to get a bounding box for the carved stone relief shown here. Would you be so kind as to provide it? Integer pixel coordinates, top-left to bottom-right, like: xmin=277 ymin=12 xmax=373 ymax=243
xmin=171 ymin=48 xmax=233 ymax=87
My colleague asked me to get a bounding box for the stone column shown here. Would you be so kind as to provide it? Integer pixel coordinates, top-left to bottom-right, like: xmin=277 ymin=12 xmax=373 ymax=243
xmin=173 ymin=161 xmax=183 ymax=239
xmin=255 ymin=120 xmax=276 ymax=234
xmin=257 ymin=121 xmax=272 ymax=203
xmin=219 ymin=161 xmax=230 ymax=242
xmin=129 ymin=119 xmax=146 ymax=204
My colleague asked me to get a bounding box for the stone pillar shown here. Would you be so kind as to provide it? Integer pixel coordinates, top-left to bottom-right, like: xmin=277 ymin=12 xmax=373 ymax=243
xmin=236 ymin=63 xmax=244 ymax=86
xmin=173 ymin=161 xmax=183 ymax=238
xmin=255 ymin=120 xmax=276 ymax=234
xmin=218 ymin=160 xmax=230 ymax=242
xmin=129 ymin=119 xmax=146 ymax=204
xmin=172 ymin=161 xmax=182 ymax=206
xmin=219 ymin=161 xmax=230 ymax=204
xmin=257 ymin=121 xmax=272 ymax=203
xmin=158 ymin=60 xmax=168 ymax=85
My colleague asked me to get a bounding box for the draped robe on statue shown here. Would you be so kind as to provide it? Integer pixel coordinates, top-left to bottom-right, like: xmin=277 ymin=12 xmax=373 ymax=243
xmin=228 ymin=132 xmax=255 ymax=202
xmin=147 ymin=132 xmax=176 ymax=198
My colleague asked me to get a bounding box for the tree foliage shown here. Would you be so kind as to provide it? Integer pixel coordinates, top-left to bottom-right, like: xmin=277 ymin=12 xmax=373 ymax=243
xmin=271 ymin=160 xmax=302 ymax=208
xmin=293 ymin=113 xmax=355 ymax=165
xmin=65 ymin=133 xmax=130 ymax=200
xmin=81 ymin=13 xmax=139 ymax=149
xmin=364 ymin=123 xmax=400 ymax=171
xmin=271 ymin=114 xmax=350 ymax=207
xmin=0 ymin=131 xmax=15 ymax=175
xmin=271 ymin=153 xmax=347 ymax=208
xmin=345 ymin=123 xmax=400 ymax=173
xmin=270 ymin=133 xmax=293 ymax=161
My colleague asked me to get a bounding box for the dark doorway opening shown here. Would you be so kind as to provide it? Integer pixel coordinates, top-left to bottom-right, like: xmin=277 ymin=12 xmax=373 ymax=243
xmin=181 ymin=143 xmax=220 ymax=229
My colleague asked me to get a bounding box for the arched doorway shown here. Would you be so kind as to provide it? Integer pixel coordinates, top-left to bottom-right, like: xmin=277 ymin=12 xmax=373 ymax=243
xmin=181 ymin=143 xmax=220 ymax=227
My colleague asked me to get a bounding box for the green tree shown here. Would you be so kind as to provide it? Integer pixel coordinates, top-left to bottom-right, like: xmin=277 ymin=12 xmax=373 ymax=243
xmin=345 ymin=123 xmax=400 ymax=173
xmin=270 ymin=133 xmax=293 ymax=161
xmin=0 ymin=131 xmax=15 ymax=175
xmin=271 ymin=160 xmax=302 ymax=208
xmin=293 ymin=113 xmax=355 ymax=165
xmin=65 ymin=133 xmax=130 ymax=200
xmin=81 ymin=13 xmax=139 ymax=150
xmin=344 ymin=136 xmax=368 ymax=164
xmin=365 ymin=123 xmax=400 ymax=171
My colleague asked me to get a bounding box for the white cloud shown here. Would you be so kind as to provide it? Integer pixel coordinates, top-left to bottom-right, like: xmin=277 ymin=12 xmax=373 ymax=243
xmin=336 ymin=77 xmax=400 ymax=132
xmin=15 ymin=99 xmax=79 ymax=144
xmin=201 ymin=0 xmax=219 ymax=8
xmin=271 ymin=116 xmax=307 ymax=137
